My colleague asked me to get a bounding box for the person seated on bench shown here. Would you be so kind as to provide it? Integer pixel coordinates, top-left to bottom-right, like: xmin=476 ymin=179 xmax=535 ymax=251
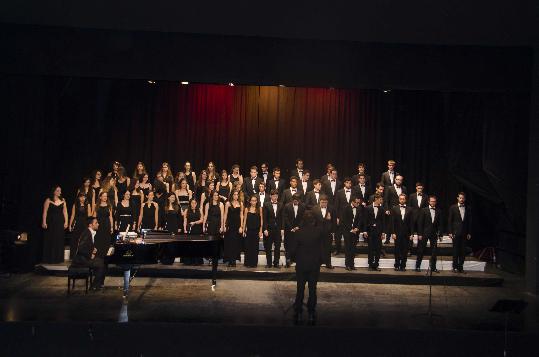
xmin=72 ymin=216 xmax=106 ymax=291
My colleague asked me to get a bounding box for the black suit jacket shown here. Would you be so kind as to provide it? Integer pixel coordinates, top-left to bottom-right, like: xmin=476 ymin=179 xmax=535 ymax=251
xmin=390 ymin=205 xmax=414 ymax=237
xmin=299 ymin=180 xmax=314 ymax=196
xmin=408 ymin=192 xmax=428 ymax=233
xmin=321 ymin=179 xmax=342 ymax=204
xmin=381 ymin=171 xmax=399 ymax=187
xmin=262 ymin=201 xmax=284 ymax=232
xmin=353 ymin=184 xmax=372 ymax=204
xmin=289 ymin=225 xmax=323 ymax=270
xmin=334 ymin=188 xmax=355 ymax=219
xmin=417 ymin=206 xmax=443 ymax=237
xmin=384 ymin=185 xmax=408 ymax=209
xmin=290 ymin=168 xmax=306 ymax=181
xmin=283 ymin=202 xmax=306 ymax=230
xmin=72 ymin=228 xmax=95 ymax=265
xmin=279 ymin=187 xmax=304 ymax=205
xmin=364 ymin=205 xmax=386 ymax=236
xmin=267 ymin=177 xmax=286 ymax=195
xmin=257 ymin=192 xmax=271 ymax=207
xmin=312 ymin=205 xmax=336 ymax=234
xmin=304 ymin=190 xmax=322 ymax=210
xmin=448 ymin=204 xmax=472 ymax=236
xmin=340 ymin=204 xmax=364 ymax=232
xmin=244 ymin=177 xmax=264 ymax=197
xmin=351 ymin=173 xmax=372 ymax=189
xmin=258 ymin=172 xmax=271 ymax=187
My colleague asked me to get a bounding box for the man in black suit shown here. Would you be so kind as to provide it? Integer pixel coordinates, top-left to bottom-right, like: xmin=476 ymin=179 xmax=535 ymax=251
xmin=257 ymin=182 xmax=270 ymax=207
xmin=368 ymin=183 xmax=385 ymax=206
xmin=354 ymin=174 xmax=372 ymax=205
xmin=334 ymin=177 xmax=354 ymax=255
xmin=363 ymin=194 xmax=386 ymax=271
xmin=71 ymin=217 xmax=106 ymax=290
xmin=244 ymin=166 xmax=264 ymax=200
xmin=380 ymin=159 xmax=399 ymax=187
xmin=289 ymin=211 xmax=324 ymax=325
xmin=351 ymin=163 xmax=371 ymax=190
xmin=304 ymin=179 xmax=323 ymax=210
xmin=267 ymin=167 xmax=286 ymax=196
xmin=383 ymin=175 xmax=407 ymax=244
xmin=299 ymin=169 xmax=313 ymax=195
xmin=390 ymin=194 xmax=414 ymax=271
xmin=312 ymin=195 xmax=336 ymax=269
xmin=283 ymin=193 xmax=305 ymax=268
xmin=448 ymin=192 xmax=472 ymax=273
xmin=259 ymin=162 xmax=270 ymax=186
xmin=341 ymin=196 xmax=364 ymax=270
xmin=290 ymin=158 xmax=306 ymax=182
xmin=279 ymin=176 xmax=303 ymax=205
xmin=320 ymin=163 xmax=335 ymax=186
xmin=262 ymin=189 xmax=284 ymax=268
xmin=408 ymin=182 xmax=428 ymax=255
xmin=415 ymin=195 xmax=443 ymax=272
xmin=321 ymin=169 xmax=341 ymax=205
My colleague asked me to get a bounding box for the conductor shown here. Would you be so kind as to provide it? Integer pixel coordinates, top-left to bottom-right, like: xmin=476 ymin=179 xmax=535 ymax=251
xmin=289 ymin=211 xmax=324 ymax=325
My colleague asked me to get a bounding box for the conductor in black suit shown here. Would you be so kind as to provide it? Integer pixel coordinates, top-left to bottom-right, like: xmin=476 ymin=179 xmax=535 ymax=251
xmin=289 ymin=210 xmax=324 ymax=325
xmin=415 ymin=195 xmax=443 ymax=272
xmin=312 ymin=195 xmax=336 ymax=269
xmin=71 ymin=216 xmax=106 ymax=290
xmin=390 ymin=194 xmax=414 ymax=271
xmin=262 ymin=189 xmax=284 ymax=268
xmin=448 ymin=192 xmax=472 ymax=273
xmin=283 ymin=193 xmax=305 ymax=268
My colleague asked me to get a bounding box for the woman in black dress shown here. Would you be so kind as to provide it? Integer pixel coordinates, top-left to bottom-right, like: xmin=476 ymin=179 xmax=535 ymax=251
xmin=183 ymin=199 xmax=204 ymax=265
xmin=224 ymin=190 xmax=243 ymax=267
xmin=163 ymin=193 xmax=181 ymax=234
xmin=91 ymin=169 xmax=103 ymax=199
xmin=41 ymin=186 xmax=68 ymax=263
xmin=130 ymin=185 xmax=144 ymax=231
xmin=139 ymin=173 xmax=152 ymax=197
xmin=115 ymin=190 xmax=135 ymax=232
xmin=203 ymin=191 xmax=225 ymax=236
xmin=242 ymin=195 xmax=263 ymax=268
xmin=76 ymin=177 xmax=95 ymax=209
xmin=101 ymin=176 xmax=118 ymax=208
xmin=216 ymin=169 xmax=232 ymax=202
xmin=158 ymin=162 xmax=174 ymax=192
xmin=183 ymin=161 xmax=197 ymax=191
xmin=229 ymin=164 xmax=244 ymax=187
xmin=116 ymin=166 xmax=131 ymax=202
xmin=132 ymin=161 xmax=147 ymax=189
xmin=68 ymin=192 xmax=91 ymax=259
xmin=200 ymin=181 xmax=216 ymax=209
xmin=94 ymin=191 xmax=114 ymax=258
xmin=138 ymin=191 xmax=159 ymax=230
xmin=195 ymin=169 xmax=208 ymax=202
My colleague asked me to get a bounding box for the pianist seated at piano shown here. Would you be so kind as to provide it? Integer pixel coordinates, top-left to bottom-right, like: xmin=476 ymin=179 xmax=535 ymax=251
xmin=71 ymin=216 xmax=106 ymax=291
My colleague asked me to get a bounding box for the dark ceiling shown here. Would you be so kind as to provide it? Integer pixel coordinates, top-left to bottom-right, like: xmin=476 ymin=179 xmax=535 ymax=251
xmin=2 ymin=0 xmax=539 ymax=46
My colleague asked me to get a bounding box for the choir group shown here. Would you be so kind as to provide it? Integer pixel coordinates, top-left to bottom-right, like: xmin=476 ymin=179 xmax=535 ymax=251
xmin=41 ymin=159 xmax=473 ymax=273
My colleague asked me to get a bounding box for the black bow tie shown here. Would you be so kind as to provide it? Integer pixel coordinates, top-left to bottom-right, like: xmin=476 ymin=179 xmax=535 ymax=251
xmin=331 ymin=180 xmax=335 ymax=182
xmin=430 ymin=207 xmax=435 ymax=210
xmin=400 ymin=205 xmax=406 ymax=208
xmin=345 ymin=190 xmax=350 ymax=193
xmin=459 ymin=205 xmax=465 ymax=208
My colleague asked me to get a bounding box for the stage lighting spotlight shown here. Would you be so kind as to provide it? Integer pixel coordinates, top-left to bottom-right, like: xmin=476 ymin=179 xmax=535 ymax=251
xmin=228 ymin=83 xmax=234 ymax=87
xmin=278 ymin=84 xmax=285 ymax=87
xmin=383 ymin=89 xmax=391 ymax=93
xmin=181 ymin=81 xmax=189 ymax=85
xmin=147 ymin=80 xmax=156 ymax=84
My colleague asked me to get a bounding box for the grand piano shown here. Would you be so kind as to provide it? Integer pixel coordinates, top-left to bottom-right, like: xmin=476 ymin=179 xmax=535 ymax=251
xmin=105 ymin=230 xmax=222 ymax=286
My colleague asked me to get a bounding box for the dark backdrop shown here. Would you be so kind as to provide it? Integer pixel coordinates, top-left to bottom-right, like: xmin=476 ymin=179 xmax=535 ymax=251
xmin=0 ymin=75 xmax=529 ymax=267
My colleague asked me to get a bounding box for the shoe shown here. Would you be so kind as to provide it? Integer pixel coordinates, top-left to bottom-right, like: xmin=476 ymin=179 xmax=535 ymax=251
xmin=294 ymin=311 xmax=303 ymax=325
xmin=374 ymin=267 xmax=381 ymax=271
xmin=431 ymin=268 xmax=440 ymax=273
xmin=400 ymin=267 xmax=406 ymax=272
xmin=452 ymin=268 xmax=458 ymax=273
xmin=326 ymin=265 xmax=334 ymax=269
xmin=273 ymin=263 xmax=280 ymax=269
xmin=308 ymin=312 xmax=316 ymax=326
xmin=458 ymin=268 xmax=465 ymax=274
xmin=415 ymin=267 xmax=421 ymax=272
xmin=345 ymin=267 xmax=351 ymax=271
xmin=394 ymin=267 xmax=400 ymax=271
xmin=285 ymin=263 xmax=291 ymax=268
xmin=350 ymin=266 xmax=357 ymax=270
xmin=265 ymin=265 xmax=272 ymax=269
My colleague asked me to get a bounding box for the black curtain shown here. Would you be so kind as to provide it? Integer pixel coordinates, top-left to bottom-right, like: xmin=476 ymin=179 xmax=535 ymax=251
xmin=0 ymin=75 xmax=529 ymax=267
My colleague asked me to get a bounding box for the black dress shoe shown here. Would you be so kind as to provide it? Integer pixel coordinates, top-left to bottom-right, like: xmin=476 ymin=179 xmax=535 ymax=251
xmin=458 ymin=268 xmax=465 ymax=274
xmin=394 ymin=267 xmax=400 ymax=271
xmin=294 ymin=312 xmax=303 ymax=325
xmin=350 ymin=266 xmax=357 ymax=270
xmin=452 ymin=268 xmax=458 ymax=273
xmin=374 ymin=267 xmax=381 ymax=271
xmin=265 ymin=265 xmax=272 ymax=269
xmin=431 ymin=268 xmax=440 ymax=273
xmin=308 ymin=312 xmax=316 ymax=326
xmin=273 ymin=263 xmax=280 ymax=268
xmin=400 ymin=267 xmax=406 ymax=272
xmin=345 ymin=267 xmax=351 ymax=271
xmin=326 ymin=265 xmax=334 ymax=269
xmin=415 ymin=267 xmax=421 ymax=272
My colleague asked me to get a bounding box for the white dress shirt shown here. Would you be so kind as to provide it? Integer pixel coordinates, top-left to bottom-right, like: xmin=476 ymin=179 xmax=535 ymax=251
xmin=321 ymin=207 xmax=327 ymax=218
xmin=302 ymin=181 xmax=308 ymax=193
xmin=459 ymin=204 xmax=465 ymax=220
xmin=399 ymin=205 xmax=406 ymax=220
xmin=89 ymin=228 xmax=97 ymax=244
xmin=345 ymin=188 xmax=351 ymax=202
xmin=429 ymin=206 xmax=436 ymax=223
xmin=272 ymin=202 xmax=277 ymax=216
xmin=417 ymin=193 xmax=423 ymax=207
xmin=330 ymin=180 xmax=336 ymax=194
xmin=394 ymin=184 xmax=402 ymax=196
xmin=293 ymin=204 xmax=298 ymax=218
xmin=314 ymin=191 xmax=320 ymax=203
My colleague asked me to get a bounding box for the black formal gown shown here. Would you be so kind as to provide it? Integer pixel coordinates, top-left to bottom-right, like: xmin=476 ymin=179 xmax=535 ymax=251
xmin=164 ymin=208 xmax=181 ymax=233
xmin=224 ymin=205 xmax=242 ymax=263
xmin=43 ymin=202 xmax=66 ymax=263
xmin=185 ymin=209 xmax=204 ymax=265
xmin=141 ymin=203 xmax=157 ymax=230
xmin=70 ymin=203 xmax=88 ymax=259
xmin=116 ymin=179 xmax=128 ymax=201
xmin=218 ymin=182 xmax=231 ymax=201
xmin=184 ymin=172 xmax=195 ymax=192
xmin=244 ymin=210 xmax=261 ymax=267
xmin=130 ymin=194 xmax=142 ymax=229
xmin=116 ymin=202 xmax=134 ymax=232
xmin=206 ymin=203 xmax=221 ymax=236
xmin=94 ymin=205 xmax=112 ymax=258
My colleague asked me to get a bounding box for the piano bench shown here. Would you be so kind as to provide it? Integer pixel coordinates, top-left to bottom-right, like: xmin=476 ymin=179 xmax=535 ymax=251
xmin=67 ymin=266 xmax=93 ymax=295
